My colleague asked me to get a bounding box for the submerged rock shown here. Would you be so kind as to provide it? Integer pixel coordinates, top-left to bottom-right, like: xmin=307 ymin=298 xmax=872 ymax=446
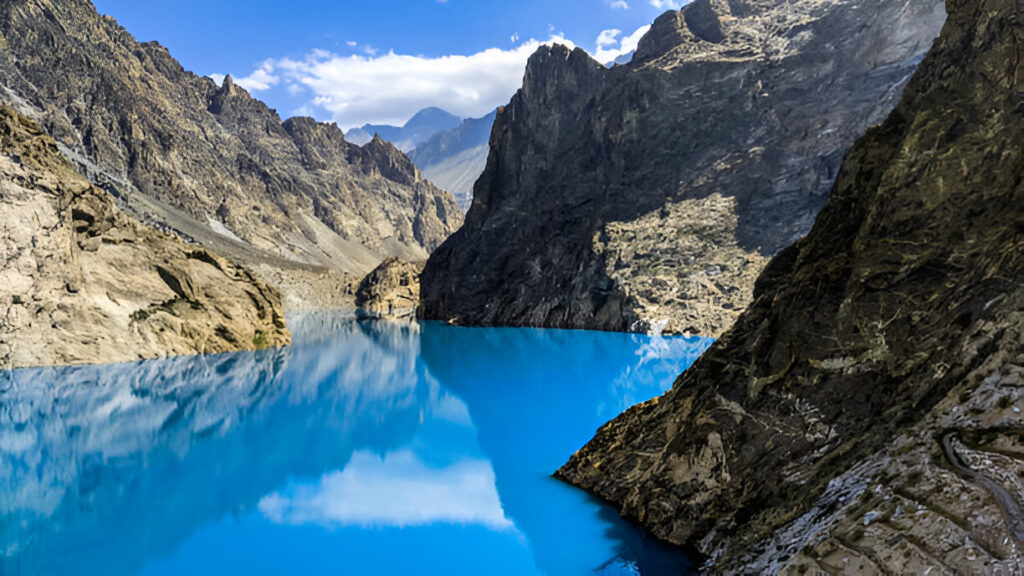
xmin=0 ymin=106 xmax=290 ymax=370
xmin=558 ymin=0 xmax=1024 ymax=572
xmin=356 ymin=258 xmax=424 ymax=320
xmin=421 ymin=0 xmax=946 ymax=337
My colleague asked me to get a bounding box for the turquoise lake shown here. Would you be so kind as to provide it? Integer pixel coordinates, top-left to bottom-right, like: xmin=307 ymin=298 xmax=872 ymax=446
xmin=0 ymin=315 xmax=712 ymax=575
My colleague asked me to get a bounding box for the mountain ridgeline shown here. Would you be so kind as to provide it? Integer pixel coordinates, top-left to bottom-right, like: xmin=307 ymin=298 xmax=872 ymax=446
xmin=409 ymin=110 xmax=498 ymax=211
xmin=0 ymin=0 xmax=463 ymax=311
xmin=346 ymin=107 xmax=463 ymax=151
xmin=558 ymin=0 xmax=1024 ymax=572
xmin=420 ymin=0 xmax=946 ymax=337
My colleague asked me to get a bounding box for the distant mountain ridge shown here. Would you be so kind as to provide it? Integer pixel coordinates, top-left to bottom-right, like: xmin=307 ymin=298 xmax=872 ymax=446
xmin=346 ymin=107 xmax=463 ymax=151
xmin=0 ymin=0 xmax=462 ymax=310
xmin=409 ymin=110 xmax=497 ymax=210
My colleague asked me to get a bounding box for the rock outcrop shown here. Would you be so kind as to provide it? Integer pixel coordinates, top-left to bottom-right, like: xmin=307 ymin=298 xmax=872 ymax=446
xmin=355 ymin=258 xmax=424 ymax=319
xmin=0 ymin=0 xmax=462 ymax=308
xmin=0 ymin=106 xmax=290 ymax=370
xmin=558 ymin=0 xmax=1024 ymax=572
xmin=421 ymin=0 xmax=945 ymax=337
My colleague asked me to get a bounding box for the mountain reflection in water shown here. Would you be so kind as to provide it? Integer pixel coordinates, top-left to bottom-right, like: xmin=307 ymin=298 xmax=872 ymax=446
xmin=0 ymin=314 xmax=711 ymax=575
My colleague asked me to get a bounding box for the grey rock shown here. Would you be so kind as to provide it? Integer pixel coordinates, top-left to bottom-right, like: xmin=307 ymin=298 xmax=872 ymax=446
xmin=421 ymin=0 xmax=945 ymax=337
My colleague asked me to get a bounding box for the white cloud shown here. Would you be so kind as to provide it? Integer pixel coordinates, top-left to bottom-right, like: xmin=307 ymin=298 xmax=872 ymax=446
xmin=248 ymin=35 xmax=576 ymax=129
xmin=258 ymin=451 xmax=515 ymax=530
xmin=233 ymin=60 xmax=279 ymax=92
xmin=207 ymin=73 xmax=226 ymax=86
xmin=651 ymin=0 xmax=684 ymax=8
xmin=593 ymin=24 xmax=651 ymax=64
xmin=610 ymin=0 xmax=630 ymax=8
xmin=597 ymin=28 xmax=622 ymax=48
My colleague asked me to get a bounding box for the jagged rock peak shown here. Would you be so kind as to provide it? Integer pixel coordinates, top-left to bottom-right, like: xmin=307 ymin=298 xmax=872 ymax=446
xmin=360 ymin=135 xmax=421 ymax=186
xmin=419 ymin=0 xmax=945 ymax=336
xmin=522 ymin=45 xmax=605 ymax=99
xmin=0 ymin=0 xmax=463 ymax=285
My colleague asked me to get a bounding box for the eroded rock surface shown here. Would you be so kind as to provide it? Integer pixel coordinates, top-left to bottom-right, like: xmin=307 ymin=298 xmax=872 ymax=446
xmin=0 ymin=106 xmax=290 ymax=370
xmin=421 ymin=0 xmax=945 ymax=336
xmin=355 ymin=258 xmax=424 ymax=319
xmin=558 ymin=0 xmax=1024 ymax=572
xmin=0 ymin=0 xmax=462 ymax=307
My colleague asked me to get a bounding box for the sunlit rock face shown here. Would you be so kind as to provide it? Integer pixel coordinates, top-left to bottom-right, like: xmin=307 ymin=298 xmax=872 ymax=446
xmin=558 ymin=0 xmax=1024 ymax=572
xmin=0 ymin=106 xmax=289 ymax=369
xmin=421 ymin=0 xmax=946 ymax=337
xmin=0 ymin=0 xmax=462 ymax=310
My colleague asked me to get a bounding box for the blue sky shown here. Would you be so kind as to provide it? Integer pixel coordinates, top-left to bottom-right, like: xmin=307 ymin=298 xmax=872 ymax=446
xmin=91 ymin=0 xmax=685 ymax=128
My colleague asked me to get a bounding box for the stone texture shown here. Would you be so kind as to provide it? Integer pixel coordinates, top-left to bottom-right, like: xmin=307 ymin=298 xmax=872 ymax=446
xmin=421 ymin=0 xmax=945 ymax=337
xmin=355 ymin=258 xmax=424 ymax=319
xmin=557 ymin=0 xmax=1024 ymax=572
xmin=0 ymin=106 xmax=290 ymax=370
xmin=0 ymin=0 xmax=462 ymax=306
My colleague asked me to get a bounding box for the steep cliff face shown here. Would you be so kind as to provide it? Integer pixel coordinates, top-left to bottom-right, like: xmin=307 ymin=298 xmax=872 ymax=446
xmin=558 ymin=0 xmax=1024 ymax=572
xmin=0 ymin=106 xmax=290 ymax=370
xmin=421 ymin=0 xmax=945 ymax=337
xmin=0 ymin=0 xmax=462 ymax=306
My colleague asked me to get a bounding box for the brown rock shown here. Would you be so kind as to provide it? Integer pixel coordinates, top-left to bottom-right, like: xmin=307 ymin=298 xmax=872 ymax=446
xmin=355 ymin=258 xmax=424 ymax=320
xmin=0 ymin=106 xmax=290 ymax=370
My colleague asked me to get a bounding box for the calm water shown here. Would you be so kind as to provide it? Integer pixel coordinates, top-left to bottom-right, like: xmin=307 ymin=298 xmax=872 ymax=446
xmin=0 ymin=315 xmax=712 ymax=576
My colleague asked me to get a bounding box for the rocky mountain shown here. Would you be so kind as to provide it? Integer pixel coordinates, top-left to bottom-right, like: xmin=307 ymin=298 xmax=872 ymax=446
xmin=420 ymin=0 xmax=945 ymax=337
xmin=0 ymin=0 xmax=462 ymax=310
xmin=558 ymin=0 xmax=1024 ymax=572
xmin=0 ymin=106 xmax=290 ymax=370
xmin=346 ymin=107 xmax=463 ymax=151
xmin=409 ymin=110 xmax=498 ymax=210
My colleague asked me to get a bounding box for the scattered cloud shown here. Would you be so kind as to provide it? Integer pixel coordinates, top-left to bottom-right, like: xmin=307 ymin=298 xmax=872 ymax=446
xmin=593 ymin=24 xmax=651 ymax=64
xmin=650 ymin=0 xmax=684 ymax=8
xmin=610 ymin=0 xmax=630 ymax=8
xmin=207 ymin=73 xmax=226 ymax=86
xmin=234 ymin=60 xmax=280 ymax=92
xmin=233 ymin=35 xmax=576 ymax=129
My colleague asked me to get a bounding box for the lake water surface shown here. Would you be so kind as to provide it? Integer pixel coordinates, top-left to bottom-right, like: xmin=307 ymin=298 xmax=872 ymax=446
xmin=0 ymin=315 xmax=711 ymax=575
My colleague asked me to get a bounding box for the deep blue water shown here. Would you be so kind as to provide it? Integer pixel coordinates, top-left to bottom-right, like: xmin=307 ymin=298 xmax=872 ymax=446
xmin=0 ymin=315 xmax=712 ymax=576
